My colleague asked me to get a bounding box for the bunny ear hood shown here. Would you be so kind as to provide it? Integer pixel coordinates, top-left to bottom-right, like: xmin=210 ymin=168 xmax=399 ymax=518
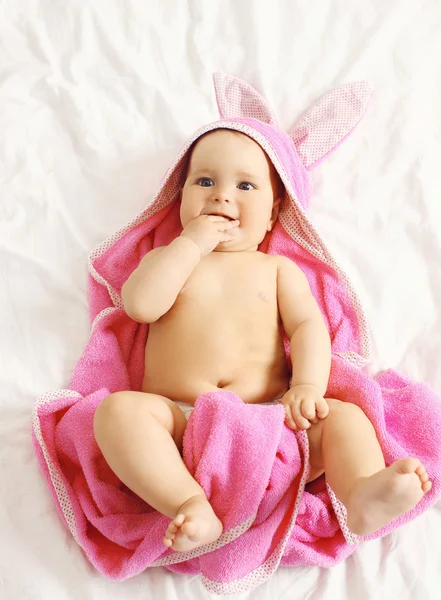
xmin=288 ymin=81 xmax=372 ymax=170
xmin=213 ymin=72 xmax=279 ymax=126
xmin=213 ymin=72 xmax=372 ymax=170
xmin=158 ymin=73 xmax=372 ymax=215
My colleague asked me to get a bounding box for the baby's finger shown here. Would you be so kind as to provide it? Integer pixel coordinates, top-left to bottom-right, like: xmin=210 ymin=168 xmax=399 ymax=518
xmin=300 ymin=397 xmax=316 ymax=421
xmin=283 ymin=403 xmax=297 ymax=430
xmin=220 ymin=219 xmax=240 ymax=230
xmin=220 ymin=230 xmax=238 ymax=242
xmin=316 ymin=397 xmax=330 ymax=419
xmin=290 ymin=400 xmax=311 ymax=430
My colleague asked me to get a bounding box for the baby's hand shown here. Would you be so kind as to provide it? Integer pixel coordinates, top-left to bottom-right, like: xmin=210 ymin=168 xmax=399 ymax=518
xmin=281 ymin=384 xmax=329 ymax=430
xmin=180 ymin=215 xmax=240 ymax=256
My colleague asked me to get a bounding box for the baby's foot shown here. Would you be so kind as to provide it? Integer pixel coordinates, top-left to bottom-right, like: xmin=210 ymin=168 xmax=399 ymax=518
xmin=163 ymin=494 xmax=223 ymax=552
xmin=346 ymin=458 xmax=432 ymax=536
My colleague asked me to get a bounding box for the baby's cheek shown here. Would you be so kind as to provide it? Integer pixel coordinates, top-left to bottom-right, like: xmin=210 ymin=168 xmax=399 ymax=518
xmin=241 ymin=214 xmax=265 ymax=234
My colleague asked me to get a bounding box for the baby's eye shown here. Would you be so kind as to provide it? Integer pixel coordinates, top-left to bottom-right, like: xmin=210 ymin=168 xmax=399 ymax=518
xmin=237 ymin=181 xmax=255 ymax=191
xmin=198 ymin=177 xmax=214 ymax=187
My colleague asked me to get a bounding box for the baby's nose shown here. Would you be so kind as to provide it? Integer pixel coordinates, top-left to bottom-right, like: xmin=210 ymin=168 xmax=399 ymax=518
xmin=213 ymin=190 xmax=231 ymax=203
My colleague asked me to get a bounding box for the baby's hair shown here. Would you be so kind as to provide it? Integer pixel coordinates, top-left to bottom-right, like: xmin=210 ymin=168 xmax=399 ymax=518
xmin=271 ymin=165 xmax=285 ymax=200
xmin=185 ymin=129 xmax=285 ymax=201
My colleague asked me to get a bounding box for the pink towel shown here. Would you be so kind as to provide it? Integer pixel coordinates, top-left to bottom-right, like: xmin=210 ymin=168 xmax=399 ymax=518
xmin=32 ymin=74 xmax=441 ymax=594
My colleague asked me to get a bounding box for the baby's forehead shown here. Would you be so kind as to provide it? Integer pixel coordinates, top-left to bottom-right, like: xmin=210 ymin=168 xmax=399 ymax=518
xmin=191 ymin=129 xmax=260 ymax=153
xmin=187 ymin=129 xmax=271 ymax=173
xmin=186 ymin=129 xmax=284 ymax=195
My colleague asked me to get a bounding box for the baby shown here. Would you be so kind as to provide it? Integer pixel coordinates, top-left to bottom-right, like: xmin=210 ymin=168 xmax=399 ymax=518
xmin=93 ymin=129 xmax=431 ymax=553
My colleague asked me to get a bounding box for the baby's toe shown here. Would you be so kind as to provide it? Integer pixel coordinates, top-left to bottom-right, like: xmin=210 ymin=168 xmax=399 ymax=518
xmin=395 ymin=457 xmax=421 ymax=474
xmin=173 ymin=513 xmax=185 ymax=527
xmin=164 ymin=530 xmax=175 ymax=542
xmin=419 ymin=471 xmax=430 ymax=483
xmin=416 ymin=465 xmax=429 ymax=481
xmin=164 ymin=521 xmax=178 ymax=540
xmin=163 ymin=523 xmax=178 ymax=547
xmin=181 ymin=519 xmax=197 ymax=538
xmin=422 ymin=480 xmax=432 ymax=493
xmin=414 ymin=463 xmax=432 ymax=492
xmin=167 ymin=522 xmax=178 ymax=534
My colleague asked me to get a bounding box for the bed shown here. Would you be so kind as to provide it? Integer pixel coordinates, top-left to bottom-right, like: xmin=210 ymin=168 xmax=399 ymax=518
xmin=1 ymin=1 xmax=440 ymax=598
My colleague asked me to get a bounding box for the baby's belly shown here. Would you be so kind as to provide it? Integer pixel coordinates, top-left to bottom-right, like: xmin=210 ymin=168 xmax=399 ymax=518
xmin=142 ymin=315 xmax=290 ymax=405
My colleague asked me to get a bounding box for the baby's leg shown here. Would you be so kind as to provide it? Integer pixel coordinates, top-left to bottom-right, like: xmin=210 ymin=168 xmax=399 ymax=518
xmin=93 ymin=391 xmax=222 ymax=551
xmin=307 ymin=399 xmax=432 ymax=536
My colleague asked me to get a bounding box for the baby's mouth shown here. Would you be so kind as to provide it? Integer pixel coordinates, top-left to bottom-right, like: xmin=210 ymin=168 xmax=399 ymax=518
xmin=206 ymin=212 xmax=235 ymax=221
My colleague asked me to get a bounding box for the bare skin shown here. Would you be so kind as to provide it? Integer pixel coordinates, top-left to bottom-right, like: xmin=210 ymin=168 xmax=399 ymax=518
xmin=141 ymin=250 xmax=290 ymax=406
xmin=94 ymin=130 xmax=431 ymax=553
xmin=346 ymin=459 xmax=431 ymax=535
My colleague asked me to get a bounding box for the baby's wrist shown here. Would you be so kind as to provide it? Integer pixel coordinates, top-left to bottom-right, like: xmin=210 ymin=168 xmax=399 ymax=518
xmin=176 ymin=235 xmax=202 ymax=260
xmin=291 ymin=382 xmax=321 ymax=392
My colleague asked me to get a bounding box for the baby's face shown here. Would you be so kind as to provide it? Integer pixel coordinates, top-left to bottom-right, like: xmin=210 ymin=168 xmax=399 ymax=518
xmin=180 ymin=130 xmax=282 ymax=252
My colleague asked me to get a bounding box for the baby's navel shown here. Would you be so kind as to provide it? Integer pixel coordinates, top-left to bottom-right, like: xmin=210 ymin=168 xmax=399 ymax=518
xmin=258 ymin=291 xmax=269 ymax=302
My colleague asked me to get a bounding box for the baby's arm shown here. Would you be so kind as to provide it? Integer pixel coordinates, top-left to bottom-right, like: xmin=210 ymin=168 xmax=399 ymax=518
xmin=122 ymin=214 xmax=239 ymax=323
xmin=122 ymin=237 xmax=201 ymax=323
xmin=276 ymin=256 xmax=332 ymax=428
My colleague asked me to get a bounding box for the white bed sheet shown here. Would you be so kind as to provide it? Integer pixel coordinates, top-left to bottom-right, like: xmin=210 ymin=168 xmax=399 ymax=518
xmin=1 ymin=1 xmax=441 ymax=598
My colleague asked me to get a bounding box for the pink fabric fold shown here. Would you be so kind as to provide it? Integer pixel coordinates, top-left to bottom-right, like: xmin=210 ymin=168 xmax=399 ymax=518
xmin=32 ymin=348 xmax=441 ymax=593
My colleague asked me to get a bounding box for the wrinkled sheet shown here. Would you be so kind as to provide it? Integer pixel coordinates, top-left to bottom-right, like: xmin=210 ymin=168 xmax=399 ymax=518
xmin=1 ymin=1 xmax=441 ymax=599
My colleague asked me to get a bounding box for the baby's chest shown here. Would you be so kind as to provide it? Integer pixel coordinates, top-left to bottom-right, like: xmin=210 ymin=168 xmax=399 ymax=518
xmin=178 ymin=261 xmax=277 ymax=312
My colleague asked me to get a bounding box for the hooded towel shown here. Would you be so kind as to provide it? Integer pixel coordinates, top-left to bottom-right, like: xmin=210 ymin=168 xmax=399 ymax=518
xmin=31 ymin=73 xmax=441 ymax=595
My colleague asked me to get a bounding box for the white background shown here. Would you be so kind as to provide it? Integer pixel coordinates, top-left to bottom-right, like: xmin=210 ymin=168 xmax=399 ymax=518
xmin=1 ymin=1 xmax=440 ymax=598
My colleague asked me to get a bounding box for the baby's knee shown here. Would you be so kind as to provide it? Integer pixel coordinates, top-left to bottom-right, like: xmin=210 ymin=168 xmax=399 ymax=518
xmin=327 ymin=397 xmax=361 ymax=414
xmin=94 ymin=391 xmax=187 ymax=448
xmin=94 ymin=391 xmax=131 ymax=433
xmin=325 ymin=398 xmax=371 ymax=426
xmin=325 ymin=397 xmax=344 ymax=411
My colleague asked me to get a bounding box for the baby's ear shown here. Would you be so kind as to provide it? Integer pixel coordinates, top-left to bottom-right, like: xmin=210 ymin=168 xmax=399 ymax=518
xmin=288 ymin=81 xmax=372 ymax=170
xmin=268 ymin=197 xmax=282 ymax=231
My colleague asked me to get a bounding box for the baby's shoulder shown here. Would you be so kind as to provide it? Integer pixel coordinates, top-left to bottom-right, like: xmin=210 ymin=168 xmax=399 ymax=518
xmin=271 ymin=254 xmax=307 ymax=282
xmin=257 ymin=253 xmax=303 ymax=282
xmin=264 ymin=253 xmax=298 ymax=270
